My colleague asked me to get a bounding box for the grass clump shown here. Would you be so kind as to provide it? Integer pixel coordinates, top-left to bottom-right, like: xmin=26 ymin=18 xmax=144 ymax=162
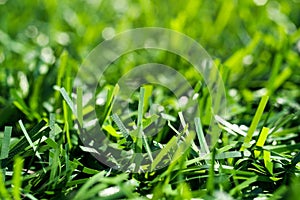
xmin=0 ymin=0 xmax=300 ymax=199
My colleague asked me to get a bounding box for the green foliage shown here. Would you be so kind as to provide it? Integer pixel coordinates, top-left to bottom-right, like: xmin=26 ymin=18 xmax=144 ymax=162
xmin=0 ymin=0 xmax=300 ymax=199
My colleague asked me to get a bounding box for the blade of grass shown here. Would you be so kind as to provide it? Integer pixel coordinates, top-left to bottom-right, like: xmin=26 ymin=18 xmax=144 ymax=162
xmin=215 ymin=115 xmax=247 ymax=137
xmin=241 ymin=95 xmax=269 ymax=151
xmin=77 ymin=87 xmax=83 ymax=127
xmin=0 ymin=126 xmax=12 ymax=160
xmin=206 ymin=148 xmax=216 ymax=195
xmin=229 ymin=176 xmax=258 ymax=196
xmin=18 ymin=120 xmax=42 ymax=160
xmin=254 ymin=127 xmax=270 ymax=158
xmin=49 ymin=114 xmax=55 ymax=165
xmin=264 ymin=143 xmax=300 ymax=153
xmin=267 ymin=54 xmax=282 ymax=95
xmin=55 ymin=50 xmax=68 ymax=103
xmin=0 ymin=126 xmax=12 ymax=184
xmin=0 ymin=170 xmax=11 ymax=199
xmin=102 ymin=84 xmax=119 ymax=124
xmin=263 ymin=150 xmax=273 ymax=175
xmin=151 ymin=136 xmax=177 ymax=172
xmin=194 ymin=117 xmax=210 ymax=154
xmin=63 ymin=101 xmax=72 ymax=148
xmin=73 ymin=171 xmax=106 ymax=200
xmin=50 ymin=146 xmax=61 ymax=188
xmin=11 ymin=89 xmax=39 ymax=120
xmin=60 ymin=87 xmax=76 ymax=115
xmin=18 ymin=120 xmax=45 ymax=173
xmin=273 ymin=67 xmax=292 ymax=93
xmin=214 ymin=0 xmax=234 ymax=36
xmin=49 ymin=114 xmax=56 ymax=140
xmin=12 ymin=156 xmax=23 ymax=200
xmin=137 ymin=87 xmax=153 ymax=162
xmin=4 ymin=120 xmax=47 ymax=164
xmin=59 ymin=86 xmax=74 ymax=148
xmin=143 ymin=84 xmax=153 ymax=113
xmin=178 ymin=112 xmax=200 ymax=153
xmin=111 ymin=113 xmax=130 ymax=138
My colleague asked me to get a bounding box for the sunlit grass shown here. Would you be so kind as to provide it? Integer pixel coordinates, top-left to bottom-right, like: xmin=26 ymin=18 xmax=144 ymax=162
xmin=0 ymin=0 xmax=300 ymax=199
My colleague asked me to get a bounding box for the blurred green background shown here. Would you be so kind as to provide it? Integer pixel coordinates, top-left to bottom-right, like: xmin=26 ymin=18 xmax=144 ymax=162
xmin=1 ymin=0 xmax=300 ymax=126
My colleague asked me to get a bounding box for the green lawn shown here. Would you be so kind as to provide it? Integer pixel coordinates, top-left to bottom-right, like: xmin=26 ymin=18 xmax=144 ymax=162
xmin=0 ymin=0 xmax=300 ymax=199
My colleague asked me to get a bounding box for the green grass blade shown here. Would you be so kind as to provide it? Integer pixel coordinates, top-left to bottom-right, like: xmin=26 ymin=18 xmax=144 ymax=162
xmin=151 ymin=136 xmax=177 ymax=172
xmin=214 ymin=0 xmax=234 ymax=36
xmin=12 ymin=156 xmax=24 ymax=200
xmin=111 ymin=113 xmax=129 ymax=138
xmin=137 ymin=87 xmax=144 ymax=128
xmin=0 ymin=169 xmax=11 ymax=200
xmin=102 ymin=84 xmax=120 ymax=123
xmin=137 ymin=87 xmax=153 ymax=162
xmin=194 ymin=117 xmax=209 ymax=154
xmin=135 ymin=87 xmax=144 ymax=154
xmin=206 ymin=148 xmax=216 ymax=194
xmin=254 ymin=127 xmax=270 ymax=158
xmin=73 ymin=171 xmax=106 ymax=200
xmin=178 ymin=112 xmax=199 ymax=153
xmin=50 ymin=147 xmax=61 ymax=187
xmin=18 ymin=120 xmax=45 ymax=173
xmin=273 ymin=67 xmax=292 ymax=93
xmin=267 ymin=54 xmax=282 ymax=95
xmin=60 ymin=86 xmax=74 ymax=148
xmin=49 ymin=114 xmax=55 ymax=166
xmin=229 ymin=176 xmax=258 ymax=196
xmin=241 ymin=95 xmax=269 ymax=151
xmin=49 ymin=113 xmax=56 ymax=140
xmin=18 ymin=120 xmax=42 ymax=160
xmin=60 ymin=87 xmax=76 ymax=115
xmin=77 ymin=87 xmax=83 ymax=127
xmin=4 ymin=120 xmax=47 ymax=164
xmin=0 ymin=126 xmax=12 ymax=160
xmin=143 ymin=84 xmax=153 ymax=113
xmin=263 ymin=150 xmax=273 ymax=174
xmin=55 ymin=50 xmax=68 ymax=102
xmin=63 ymin=101 xmax=72 ymax=149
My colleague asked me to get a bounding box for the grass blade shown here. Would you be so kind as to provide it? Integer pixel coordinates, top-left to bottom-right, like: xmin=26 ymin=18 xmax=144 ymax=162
xmin=263 ymin=150 xmax=273 ymax=174
xmin=18 ymin=120 xmax=42 ymax=160
xmin=229 ymin=176 xmax=258 ymax=196
xmin=55 ymin=50 xmax=68 ymax=102
xmin=151 ymin=136 xmax=177 ymax=171
xmin=194 ymin=117 xmax=209 ymax=154
xmin=18 ymin=120 xmax=45 ymax=173
xmin=111 ymin=113 xmax=130 ymax=138
xmin=0 ymin=169 xmax=11 ymax=200
xmin=77 ymin=87 xmax=83 ymax=127
xmin=137 ymin=87 xmax=153 ymax=162
xmin=254 ymin=127 xmax=270 ymax=158
xmin=73 ymin=171 xmax=106 ymax=200
xmin=178 ymin=112 xmax=199 ymax=153
xmin=0 ymin=126 xmax=12 ymax=160
xmin=60 ymin=87 xmax=76 ymax=115
xmin=241 ymin=95 xmax=269 ymax=151
xmin=12 ymin=156 xmax=24 ymax=200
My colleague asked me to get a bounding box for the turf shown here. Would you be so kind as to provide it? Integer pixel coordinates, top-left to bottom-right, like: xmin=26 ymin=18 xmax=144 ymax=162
xmin=0 ymin=0 xmax=300 ymax=199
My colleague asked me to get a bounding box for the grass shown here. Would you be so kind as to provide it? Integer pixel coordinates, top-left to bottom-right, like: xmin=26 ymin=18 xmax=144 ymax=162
xmin=0 ymin=0 xmax=300 ymax=199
